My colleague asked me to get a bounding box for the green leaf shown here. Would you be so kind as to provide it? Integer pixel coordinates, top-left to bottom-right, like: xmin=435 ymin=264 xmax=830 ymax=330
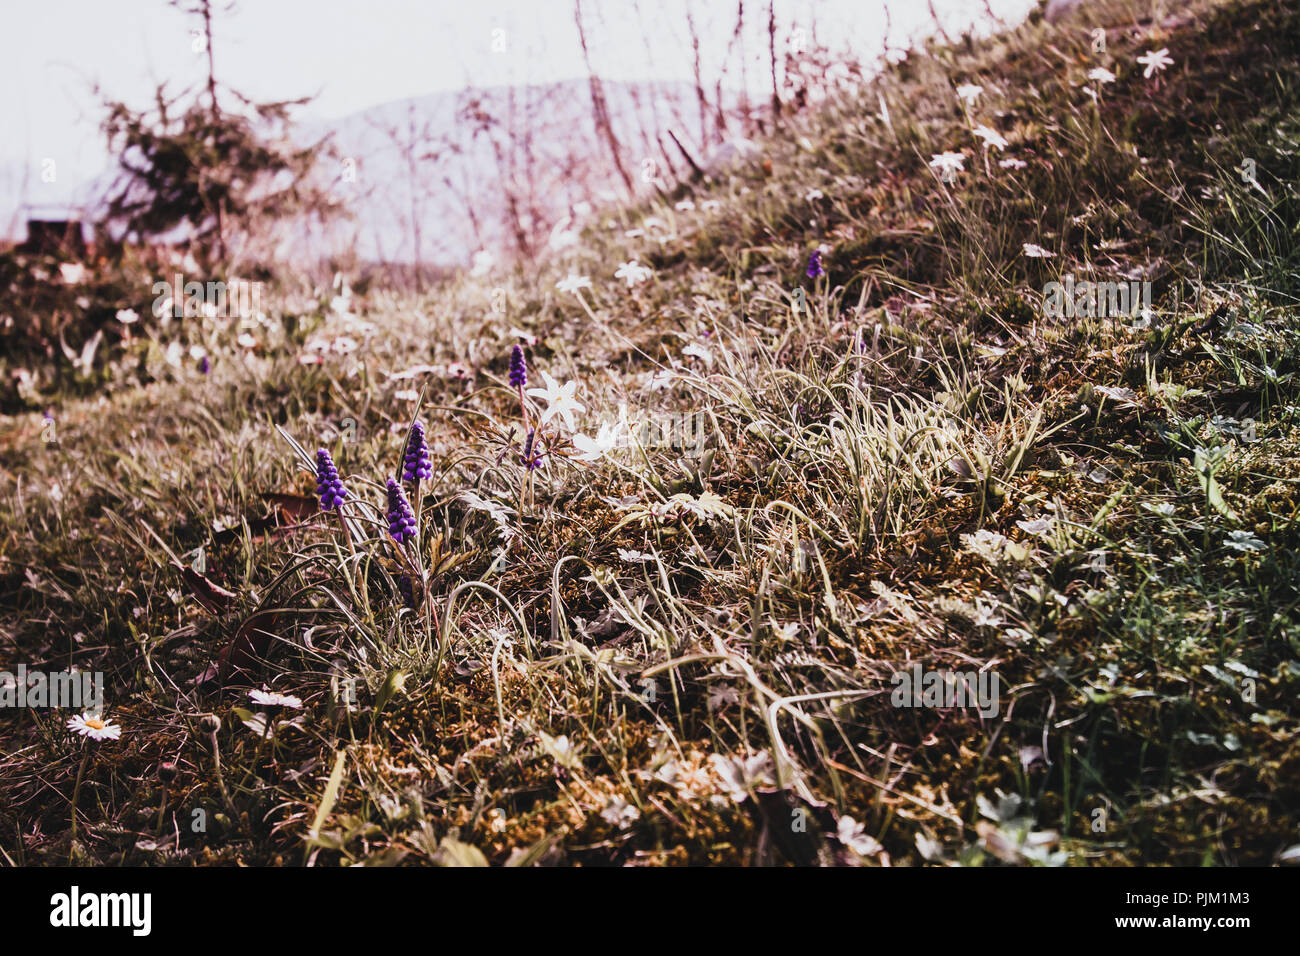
xmin=374 ymin=668 xmax=408 ymax=716
xmin=1194 ymin=449 xmax=1237 ymax=520
xmin=308 ymin=749 xmax=348 ymax=842
xmin=435 ymin=836 xmax=489 ymax=867
xmin=505 ymin=831 xmax=562 ymax=867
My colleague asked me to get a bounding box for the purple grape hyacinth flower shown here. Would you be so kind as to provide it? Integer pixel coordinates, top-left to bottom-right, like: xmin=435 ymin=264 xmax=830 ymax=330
xmin=806 ymin=249 xmax=825 ymax=279
xmin=509 ymin=345 xmax=528 ymax=389
xmin=315 ymin=449 xmax=348 ymax=511
xmin=396 ymin=573 xmax=416 ymax=610
xmin=198 ymin=355 xmax=211 ymax=374
xmin=402 ymin=421 xmax=432 ymax=483
xmin=520 ymin=428 xmax=544 ymax=471
xmin=386 ymin=478 xmax=417 ymax=543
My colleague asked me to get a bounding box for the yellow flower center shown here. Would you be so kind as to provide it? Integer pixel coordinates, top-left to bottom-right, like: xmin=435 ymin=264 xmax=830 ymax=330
xmin=85 ymin=717 xmax=105 ymax=730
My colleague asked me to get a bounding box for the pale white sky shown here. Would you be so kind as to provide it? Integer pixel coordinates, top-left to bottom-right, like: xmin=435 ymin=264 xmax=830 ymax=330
xmin=0 ymin=0 xmax=1036 ymax=217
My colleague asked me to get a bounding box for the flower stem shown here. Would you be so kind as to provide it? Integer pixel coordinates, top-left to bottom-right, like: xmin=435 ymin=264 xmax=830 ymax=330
xmin=68 ymin=748 xmax=90 ymax=860
xmin=208 ymin=727 xmax=238 ymax=825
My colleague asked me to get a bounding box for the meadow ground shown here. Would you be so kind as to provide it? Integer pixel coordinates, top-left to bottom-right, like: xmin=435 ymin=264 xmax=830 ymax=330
xmin=1 ymin=0 xmax=1299 ymax=866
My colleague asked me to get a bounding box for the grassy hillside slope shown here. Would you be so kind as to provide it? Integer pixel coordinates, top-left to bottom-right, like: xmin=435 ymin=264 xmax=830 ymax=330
xmin=2 ymin=0 xmax=1299 ymax=866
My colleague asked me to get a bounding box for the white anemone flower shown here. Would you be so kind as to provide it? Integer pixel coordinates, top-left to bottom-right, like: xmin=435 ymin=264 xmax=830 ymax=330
xmin=1136 ymin=48 xmax=1174 ymax=79
xmin=971 ymin=124 xmax=1008 ymax=151
xmin=555 ymin=274 xmax=592 ymax=295
xmin=929 ymin=151 xmax=966 ymax=180
xmin=573 ymin=421 xmax=622 ymax=462
xmin=526 ymin=371 xmax=586 ymax=432
xmin=614 ymin=260 xmax=653 ymax=287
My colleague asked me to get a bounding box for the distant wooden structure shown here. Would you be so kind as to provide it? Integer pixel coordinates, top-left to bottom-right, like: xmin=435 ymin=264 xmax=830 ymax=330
xmin=18 ymin=204 xmax=90 ymax=258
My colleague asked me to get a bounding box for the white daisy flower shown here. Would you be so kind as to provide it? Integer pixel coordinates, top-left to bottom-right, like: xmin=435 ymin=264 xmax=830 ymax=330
xmin=674 ymin=200 xmax=696 ymax=211
xmin=115 ymin=308 xmax=139 ymax=325
xmin=249 ymin=689 xmax=303 ymax=709
xmin=955 ymin=83 xmax=984 ymax=105
xmin=1022 ymin=242 xmax=1055 ymax=258
xmin=1088 ymin=67 xmax=1116 ymax=84
xmin=999 ymin=157 xmax=1028 ymax=170
xmin=68 ymin=713 xmax=122 ymax=741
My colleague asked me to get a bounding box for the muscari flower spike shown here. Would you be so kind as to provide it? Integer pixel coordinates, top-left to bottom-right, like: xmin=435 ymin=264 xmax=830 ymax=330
xmin=315 ymin=449 xmax=348 ymax=511
xmin=806 ymin=249 xmax=825 ymax=279
xmin=402 ymin=421 xmax=433 ymax=483
xmin=509 ymin=345 xmax=528 ymax=389
xmin=386 ymin=478 xmax=417 ymax=543
xmin=520 ymin=428 xmax=544 ymax=471
xmin=397 ymin=573 xmax=417 ymax=610
xmin=198 ymin=355 xmax=210 ymax=374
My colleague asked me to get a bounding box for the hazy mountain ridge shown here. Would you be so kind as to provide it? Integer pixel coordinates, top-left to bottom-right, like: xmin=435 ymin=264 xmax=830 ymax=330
xmin=312 ymin=77 xmax=743 ymax=266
